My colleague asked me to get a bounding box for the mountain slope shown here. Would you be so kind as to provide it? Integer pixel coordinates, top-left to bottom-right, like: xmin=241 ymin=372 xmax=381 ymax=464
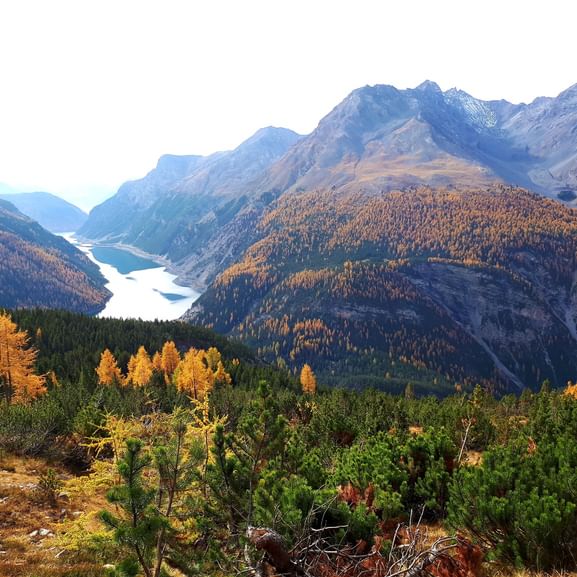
xmin=0 ymin=200 xmax=110 ymax=313
xmin=82 ymin=81 xmax=577 ymax=290
xmin=184 ymin=186 xmax=577 ymax=391
xmin=0 ymin=192 xmax=87 ymax=232
xmin=500 ymin=83 xmax=577 ymax=197
xmin=78 ymin=127 xmax=302 ymax=277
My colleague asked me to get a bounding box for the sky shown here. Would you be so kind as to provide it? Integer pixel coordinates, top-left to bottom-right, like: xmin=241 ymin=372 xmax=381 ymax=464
xmin=0 ymin=0 xmax=575 ymax=211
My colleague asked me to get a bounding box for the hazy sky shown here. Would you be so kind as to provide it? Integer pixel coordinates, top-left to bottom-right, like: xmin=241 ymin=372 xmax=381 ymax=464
xmin=0 ymin=0 xmax=575 ymax=210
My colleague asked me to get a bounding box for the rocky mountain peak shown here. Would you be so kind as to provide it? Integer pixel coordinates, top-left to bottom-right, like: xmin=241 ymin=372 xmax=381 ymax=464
xmin=415 ymin=80 xmax=442 ymax=93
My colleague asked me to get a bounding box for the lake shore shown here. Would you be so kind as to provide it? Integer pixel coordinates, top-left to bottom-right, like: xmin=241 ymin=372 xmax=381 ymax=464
xmin=63 ymin=234 xmax=201 ymax=321
xmin=73 ymin=235 xmax=208 ymax=292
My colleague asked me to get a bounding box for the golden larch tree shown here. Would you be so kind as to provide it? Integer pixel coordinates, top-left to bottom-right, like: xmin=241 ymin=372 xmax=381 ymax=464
xmin=564 ymin=380 xmax=577 ymax=399
xmin=127 ymin=346 xmax=153 ymax=387
xmin=0 ymin=312 xmax=46 ymax=404
xmin=214 ymin=360 xmax=232 ymax=386
xmin=96 ymin=349 xmax=124 ymax=386
xmin=300 ymin=363 xmax=317 ymax=395
xmin=161 ymin=341 xmax=180 ymax=382
xmin=152 ymin=351 xmax=163 ymax=373
xmin=175 ymin=348 xmax=213 ymax=401
xmin=205 ymin=347 xmax=222 ymax=371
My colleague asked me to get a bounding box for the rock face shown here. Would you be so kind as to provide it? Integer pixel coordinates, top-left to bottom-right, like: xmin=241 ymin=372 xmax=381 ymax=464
xmin=0 ymin=199 xmax=110 ymax=313
xmin=0 ymin=192 xmax=87 ymax=232
xmin=256 ymin=80 xmax=577 ymax=197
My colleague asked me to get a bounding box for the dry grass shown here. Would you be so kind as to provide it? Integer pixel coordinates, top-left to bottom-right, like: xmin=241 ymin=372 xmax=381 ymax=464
xmin=0 ymin=454 xmax=105 ymax=577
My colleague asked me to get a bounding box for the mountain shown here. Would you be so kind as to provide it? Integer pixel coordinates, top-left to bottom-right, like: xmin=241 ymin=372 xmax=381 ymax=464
xmin=254 ymin=80 xmax=577 ymax=198
xmin=0 ymin=199 xmax=110 ymax=313
xmin=0 ymin=191 xmax=87 ymax=232
xmin=80 ymin=81 xmax=577 ymax=290
xmin=78 ymin=127 xmax=302 ymax=285
xmin=185 ymin=185 xmax=577 ymax=391
xmin=77 ymin=81 xmax=577 ymax=390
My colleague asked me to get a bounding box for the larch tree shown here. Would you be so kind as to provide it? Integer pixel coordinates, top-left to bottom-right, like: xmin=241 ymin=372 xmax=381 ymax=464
xmin=214 ymin=360 xmax=232 ymax=386
xmin=300 ymin=363 xmax=317 ymax=395
xmin=0 ymin=312 xmax=46 ymax=404
xmin=205 ymin=346 xmax=222 ymax=371
xmin=127 ymin=346 xmax=153 ymax=387
xmin=160 ymin=340 xmax=180 ymax=383
xmin=175 ymin=348 xmax=213 ymax=401
xmin=96 ymin=349 xmax=124 ymax=386
xmin=152 ymin=351 xmax=163 ymax=373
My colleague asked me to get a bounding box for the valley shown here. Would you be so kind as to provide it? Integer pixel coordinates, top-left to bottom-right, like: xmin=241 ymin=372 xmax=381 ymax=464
xmin=62 ymin=235 xmax=200 ymax=321
xmin=68 ymin=80 xmax=577 ymax=393
xmin=2 ymin=77 xmax=577 ymax=577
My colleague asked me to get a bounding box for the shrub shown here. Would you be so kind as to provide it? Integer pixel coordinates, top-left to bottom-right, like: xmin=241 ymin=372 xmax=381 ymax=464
xmin=35 ymin=467 xmax=62 ymax=506
xmin=0 ymin=397 xmax=67 ymax=455
xmin=447 ymin=435 xmax=577 ymax=570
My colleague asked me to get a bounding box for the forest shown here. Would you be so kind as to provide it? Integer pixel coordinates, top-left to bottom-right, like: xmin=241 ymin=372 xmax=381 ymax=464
xmin=0 ymin=201 xmax=109 ymax=314
xmin=189 ymin=185 xmax=577 ymax=390
xmin=1 ymin=309 xmax=577 ymax=576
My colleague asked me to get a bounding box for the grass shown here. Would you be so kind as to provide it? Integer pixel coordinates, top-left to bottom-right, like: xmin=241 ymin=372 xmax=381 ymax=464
xmin=0 ymin=454 xmax=108 ymax=577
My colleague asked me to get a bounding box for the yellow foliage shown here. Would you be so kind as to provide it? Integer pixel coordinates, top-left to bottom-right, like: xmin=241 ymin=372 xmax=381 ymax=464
xmin=95 ymin=349 xmax=124 ymax=386
xmin=126 ymin=345 xmax=153 ymax=387
xmin=152 ymin=350 xmax=163 ymax=372
xmin=300 ymin=363 xmax=317 ymax=395
xmin=0 ymin=312 xmax=46 ymax=404
xmin=564 ymin=381 xmax=577 ymax=399
xmin=175 ymin=348 xmax=214 ymax=401
xmin=160 ymin=340 xmax=180 ymax=379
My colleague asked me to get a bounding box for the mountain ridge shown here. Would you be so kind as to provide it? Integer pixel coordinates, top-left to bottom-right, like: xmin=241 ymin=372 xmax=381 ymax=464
xmin=0 ymin=199 xmax=110 ymax=313
xmin=80 ymin=80 xmax=577 ymax=291
xmin=184 ymin=185 xmax=577 ymax=391
xmin=0 ymin=191 xmax=87 ymax=232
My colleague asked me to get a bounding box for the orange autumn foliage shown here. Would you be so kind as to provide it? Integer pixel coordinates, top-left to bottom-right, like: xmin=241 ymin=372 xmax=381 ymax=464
xmin=300 ymin=363 xmax=317 ymax=394
xmin=0 ymin=312 xmax=46 ymax=404
xmin=96 ymin=349 xmax=124 ymax=386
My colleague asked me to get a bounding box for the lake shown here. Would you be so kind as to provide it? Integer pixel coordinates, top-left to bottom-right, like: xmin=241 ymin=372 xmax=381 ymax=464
xmin=62 ymin=234 xmax=200 ymax=321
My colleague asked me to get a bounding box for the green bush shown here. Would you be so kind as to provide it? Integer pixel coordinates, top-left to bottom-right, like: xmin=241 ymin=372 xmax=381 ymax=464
xmin=0 ymin=397 xmax=67 ymax=455
xmin=332 ymin=428 xmax=455 ymax=522
xmin=447 ymin=435 xmax=577 ymax=570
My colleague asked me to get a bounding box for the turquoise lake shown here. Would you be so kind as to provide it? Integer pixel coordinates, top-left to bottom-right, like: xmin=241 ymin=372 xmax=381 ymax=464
xmin=62 ymin=235 xmax=200 ymax=320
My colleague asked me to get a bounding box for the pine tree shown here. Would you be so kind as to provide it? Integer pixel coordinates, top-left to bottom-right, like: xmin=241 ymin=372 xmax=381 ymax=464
xmin=100 ymin=413 xmax=209 ymax=577
xmin=300 ymin=363 xmax=317 ymax=395
xmin=96 ymin=349 xmax=124 ymax=386
xmin=100 ymin=438 xmax=164 ymax=577
xmin=0 ymin=312 xmax=46 ymax=404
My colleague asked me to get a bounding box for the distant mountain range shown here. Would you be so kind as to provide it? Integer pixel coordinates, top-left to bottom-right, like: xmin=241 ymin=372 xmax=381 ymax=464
xmin=79 ymin=81 xmax=577 ymax=286
xmin=0 ymin=191 xmax=87 ymax=232
xmin=0 ymin=199 xmax=110 ymax=313
xmin=76 ymin=81 xmax=577 ymax=390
